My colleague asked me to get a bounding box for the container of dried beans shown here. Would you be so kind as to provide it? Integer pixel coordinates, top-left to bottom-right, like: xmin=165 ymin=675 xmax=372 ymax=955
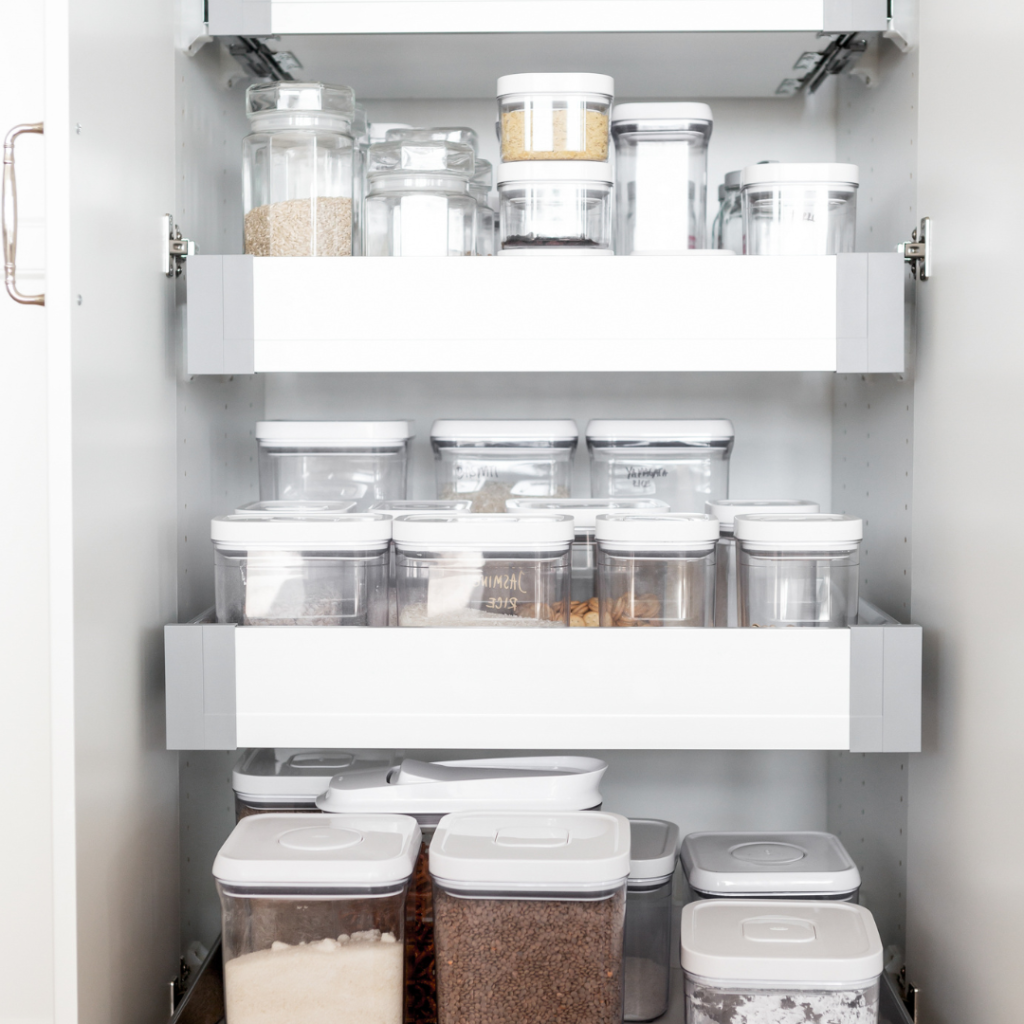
xmin=429 ymin=810 xmax=630 ymax=1024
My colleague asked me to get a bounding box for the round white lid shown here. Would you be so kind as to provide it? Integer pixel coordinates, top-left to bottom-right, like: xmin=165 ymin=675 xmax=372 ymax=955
xmin=706 ymin=499 xmax=820 ymax=529
xmin=611 ymin=102 xmax=713 ymax=123
xmin=680 ymin=900 xmax=883 ymax=984
xmin=235 ymin=500 xmax=358 ymax=517
xmin=586 ymin=419 xmax=735 ymax=441
xmin=740 ymin=162 xmax=859 ymax=187
xmin=430 ymin=810 xmax=630 ymax=886
xmin=211 ymin=513 xmax=392 ymax=547
xmin=724 ymin=169 xmax=742 ymax=188
xmin=497 ymin=248 xmax=614 ymax=257
xmin=431 ymin=419 xmax=579 ymax=441
xmin=317 ymin=756 xmax=607 ymax=815
xmin=680 ymin=831 xmax=861 ymax=897
xmin=255 ymin=420 xmax=414 ymax=443
xmin=369 ymin=499 xmax=473 ymax=517
xmin=595 ymin=513 xmax=720 ymax=545
xmin=733 ymin=513 xmax=863 ymax=544
xmin=232 ymin=749 xmax=393 ymax=799
xmin=213 ymin=813 xmax=422 ymax=886
xmin=497 ymin=72 xmax=615 ymax=96
xmin=392 ymin=513 xmax=575 ymax=546
xmin=629 ymin=819 xmax=681 ymax=881
xmin=505 ymin=498 xmax=670 ymax=531
xmin=497 ymin=160 xmax=613 ymax=184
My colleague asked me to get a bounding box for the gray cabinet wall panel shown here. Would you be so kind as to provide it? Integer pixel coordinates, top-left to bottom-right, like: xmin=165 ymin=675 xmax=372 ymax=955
xmin=823 ymin=0 xmax=889 ymax=31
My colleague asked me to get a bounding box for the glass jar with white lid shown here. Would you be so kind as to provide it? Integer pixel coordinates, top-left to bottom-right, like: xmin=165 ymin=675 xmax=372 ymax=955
xmin=712 ymin=169 xmax=742 ymax=251
xmin=735 ymin=513 xmax=862 ymax=627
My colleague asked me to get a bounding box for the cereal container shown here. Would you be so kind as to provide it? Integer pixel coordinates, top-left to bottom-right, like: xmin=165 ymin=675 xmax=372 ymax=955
xmin=596 ymin=513 xmax=719 ymax=627
xmin=712 ymin=170 xmax=742 ymax=251
xmin=235 ymin=499 xmax=358 ymax=516
xmin=680 ymin=900 xmax=883 ymax=1024
xmin=430 ymin=810 xmax=630 ymax=1024
xmin=392 ymin=513 xmax=573 ymax=627
xmin=430 ymin=420 xmax=578 ymax=512
xmin=215 ymin=813 xmax=420 ymax=1024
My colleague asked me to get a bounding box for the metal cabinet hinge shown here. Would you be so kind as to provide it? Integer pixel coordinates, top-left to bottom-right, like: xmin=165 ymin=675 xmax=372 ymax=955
xmin=897 ymin=966 xmax=920 ymax=1022
xmin=163 ymin=214 xmax=195 ymax=277
xmin=897 ymin=217 xmax=931 ymax=281
xmin=777 ymin=33 xmax=869 ymax=95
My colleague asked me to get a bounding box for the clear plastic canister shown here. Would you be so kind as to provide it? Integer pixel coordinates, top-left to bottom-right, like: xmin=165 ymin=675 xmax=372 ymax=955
xmin=712 ymin=170 xmax=742 ymax=251
xmin=735 ymin=513 xmax=862 ymax=627
xmin=242 ymin=82 xmax=356 ymax=257
xmin=470 ymin=158 xmax=495 ymax=256
xmin=741 ymin=162 xmax=859 ymax=255
xmin=596 ymin=513 xmax=719 ymax=627
xmin=610 ymin=102 xmax=713 ymax=253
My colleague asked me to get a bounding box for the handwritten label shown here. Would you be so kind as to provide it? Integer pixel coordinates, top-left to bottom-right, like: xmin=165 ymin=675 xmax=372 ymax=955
xmin=455 ymin=462 xmax=499 ymax=480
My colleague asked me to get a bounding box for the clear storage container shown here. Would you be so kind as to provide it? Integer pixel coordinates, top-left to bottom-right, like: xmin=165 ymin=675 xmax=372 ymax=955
xmin=680 ymin=831 xmax=861 ymax=902
xmin=384 ymin=126 xmax=480 ymax=152
xmin=712 ymin=170 xmax=742 ymax=252
xmin=243 ymin=82 xmax=356 ymax=257
xmin=470 ymin=158 xmax=495 ymax=256
xmin=393 ymin=513 xmax=573 ymax=627
xmin=352 ymin=104 xmax=369 ymax=257
xmin=235 ymin=499 xmax=358 ymax=516
xmin=735 ymin=513 xmax=862 ymax=628
xmin=586 ymin=419 xmax=735 ymax=513
xmin=497 ymin=161 xmax=613 ymax=251
xmin=431 ymin=419 xmax=578 ymax=512
xmin=625 ymin=819 xmax=680 ymax=1022
xmin=504 ymin=497 xmax=670 ymax=610
xmin=705 ymin=499 xmax=820 ymax=628
xmin=497 ymin=72 xmax=614 ymax=162
xmin=430 ymin=810 xmax=630 ymax=1024
xmin=596 ymin=513 xmax=719 ymax=627
xmin=741 ymin=162 xmax=859 ymax=255
xmin=680 ymin=900 xmax=883 ymax=1024
xmin=256 ymin=420 xmax=413 ymax=511
xmin=212 ymin=513 xmax=391 ymax=626
xmin=214 ymin=812 xmax=420 ymax=1024
xmin=611 ymin=103 xmax=713 ymax=254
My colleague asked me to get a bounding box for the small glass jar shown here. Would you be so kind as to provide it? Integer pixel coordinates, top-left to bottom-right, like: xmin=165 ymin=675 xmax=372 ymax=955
xmin=235 ymin=499 xmax=358 ymax=516
xmin=212 ymin=513 xmax=391 ymax=626
xmin=705 ymin=499 xmax=820 ymax=628
xmin=596 ymin=513 xmax=719 ymax=627
xmin=712 ymin=170 xmax=742 ymax=251
xmin=611 ymin=102 xmax=713 ymax=254
xmin=384 ymin=126 xmax=480 ymax=153
xmin=431 ymin=419 xmax=578 ymax=512
xmin=497 ymin=161 xmax=613 ymax=251
xmin=497 ymin=72 xmax=614 ymax=162
xmin=735 ymin=513 xmax=862 ymax=628
xmin=742 ymin=162 xmax=859 ymax=255
xmin=393 ymin=513 xmax=573 ymax=627
xmin=470 ymin=158 xmax=495 ymax=256
xmin=243 ymin=82 xmax=356 ymax=257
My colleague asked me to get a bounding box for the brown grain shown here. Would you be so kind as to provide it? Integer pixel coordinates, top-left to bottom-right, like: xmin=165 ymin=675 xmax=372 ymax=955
xmin=501 ymin=109 xmax=609 ymax=162
xmin=244 ymin=196 xmax=352 ymax=257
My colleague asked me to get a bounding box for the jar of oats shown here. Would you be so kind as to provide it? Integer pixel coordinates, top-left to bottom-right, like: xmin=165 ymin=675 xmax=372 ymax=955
xmin=497 ymin=73 xmax=614 ymax=162
xmin=242 ymin=82 xmax=357 ymax=257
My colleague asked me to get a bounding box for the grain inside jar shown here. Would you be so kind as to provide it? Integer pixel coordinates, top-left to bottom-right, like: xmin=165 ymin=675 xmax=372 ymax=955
xmin=244 ymin=195 xmax=353 ymax=256
xmin=501 ymin=109 xmax=609 ymax=162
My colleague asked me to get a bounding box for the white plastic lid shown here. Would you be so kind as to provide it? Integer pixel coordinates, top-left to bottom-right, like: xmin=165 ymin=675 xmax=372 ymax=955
xmin=681 ymin=832 xmax=861 ymax=897
xmin=496 ymin=160 xmax=613 ymax=185
xmin=611 ymin=102 xmax=713 ymax=123
xmin=733 ymin=513 xmax=863 ymax=545
xmin=497 ymin=72 xmax=615 ymax=97
xmin=629 ymin=819 xmax=681 ymax=882
xmin=706 ymin=499 xmax=820 ymax=531
xmin=586 ymin=419 xmax=735 ymax=441
xmin=595 ymin=513 xmax=720 ymax=547
xmin=392 ymin=513 xmax=575 ymax=546
xmin=431 ymin=419 xmax=578 ymax=442
xmin=497 ymin=248 xmax=614 ymax=257
xmin=232 ymin=749 xmax=392 ymax=800
xmin=680 ymin=900 xmax=883 ymax=984
xmin=724 ymin=169 xmax=742 ymax=188
xmin=235 ymin=500 xmax=358 ymax=517
xmin=505 ymin=498 xmax=670 ymax=531
xmin=317 ymin=756 xmax=607 ymax=816
xmin=255 ymin=421 xmax=413 ymax=444
xmin=430 ymin=810 xmax=630 ymax=887
xmin=213 ymin=813 xmax=421 ymax=887
xmin=211 ymin=513 xmax=392 ymax=549
xmin=369 ymin=499 xmax=473 ymax=517
xmin=740 ymin=162 xmax=859 ymax=187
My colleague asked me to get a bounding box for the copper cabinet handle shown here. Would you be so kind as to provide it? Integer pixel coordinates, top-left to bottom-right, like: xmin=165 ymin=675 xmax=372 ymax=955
xmin=3 ymin=122 xmax=44 ymax=306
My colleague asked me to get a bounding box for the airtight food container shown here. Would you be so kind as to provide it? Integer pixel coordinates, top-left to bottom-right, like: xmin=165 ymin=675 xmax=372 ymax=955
xmin=497 ymin=72 xmax=614 ymax=162
xmin=505 ymin=497 xmax=669 ymax=608
xmin=256 ymin=421 xmax=413 ymax=511
xmin=625 ymin=819 xmax=681 ymax=1022
xmin=215 ymin=813 xmax=420 ymax=1024
xmin=393 ymin=513 xmax=573 ymax=626
xmin=705 ymin=500 xmax=820 ymax=628
xmin=741 ymin=162 xmax=859 ymax=255
xmin=470 ymin=158 xmax=495 ymax=256
xmin=430 ymin=811 xmax=630 ymax=1024
xmin=680 ymin=900 xmax=883 ymax=1024
xmin=317 ymin=756 xmax=608 ymax=1024
xmin=680 ymin=831 xmax=861 ymax=902
xmin=586 ymin=419 xmax=735 ymax=513
xmin=596 ymin=513 xmax=719 ymax=627
xmin=235 ymin=499 xmax=358 ymax=516
xmin=713 ymin=169 xmax=742 ymax=252
xmin=430 ymin=420 xmax=578 ymax=512
xmin=212 ymin=513 xmax=391 ymax=626
xmin=735 ymin=514 xmax=862 ymax=628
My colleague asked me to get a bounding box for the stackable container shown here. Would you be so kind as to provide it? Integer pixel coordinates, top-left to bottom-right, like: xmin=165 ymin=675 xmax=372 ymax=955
xmin=430 ymin=811 xmax=630 ymax=1024
xmin=392 ymin=513 xmax=574 ymax=626
xmin=430 ymin=419 xmax=578 ymax=512
xmin=256 ymin=420 xmax=413 ymax=510
xmin=235 ymin=499 xmax=358 ymax=516
xmin=596 ymin=513 xmax=719 ymax=627
xmin=741 ymin=162 xmax=859 ymax=255
xmin=586 ymin=419 xmax=735 ymax=513
xmin=211 ymin=513 xmax=391 ymax=626
xmin=610 ymin=102 xmax=713 ymax=253
xmin=680 ymin=831 xmax=861 ymax=902
xmin=214 ymin=813 xmax=420 ymax=1024
xmin=317 ymin=756 xmax=608 ymax=1024
xmin=713 ymin=169 xmax=742 ymax=251
xmin=625 ymin=819 xmax=681 ymax=1022
xmin=504 ymin=497 xmax=670 ymax=607
xmin=680 ymin=901 xmax=883 ymax=1024
xmin=469 ymin=158 xmax=495 ymax=256
xmin=705 ymin=499 xmax=820 ymax=628
xmin=735 ymin=514 xmax=862 ymax=628
xmin=497 ymin=72 xmax=614 ymax=162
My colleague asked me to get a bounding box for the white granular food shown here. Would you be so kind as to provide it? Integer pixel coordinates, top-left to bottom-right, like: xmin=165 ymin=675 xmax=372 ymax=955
xmin=399 ymin=604 xmax=564 ymax=627
xmin=244 ymin=196 xmax=352 ymax=256
xmin=685 ymin=981 xmax=879 ymax=1024
xmin=225 ymin=930 xmax=402 ymax=1024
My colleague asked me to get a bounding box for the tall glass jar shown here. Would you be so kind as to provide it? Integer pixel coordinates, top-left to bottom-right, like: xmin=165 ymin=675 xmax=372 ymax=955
xmin=712 ymin=170 xmax=742 ymax=251
xmin=470 ymin=159 xmax=495 ymax=256
xmin=242 ymin=82 xmax=356 ymax=257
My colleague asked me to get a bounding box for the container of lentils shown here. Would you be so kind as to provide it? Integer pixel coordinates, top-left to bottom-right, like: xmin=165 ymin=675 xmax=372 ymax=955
xmin=680 ymin=900 xmax=883 ymax=1024
xmin=430 ymin=810 xmax=630 ymax=1024
xmin=317 ymin=756 xmax=608 ymax=1024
